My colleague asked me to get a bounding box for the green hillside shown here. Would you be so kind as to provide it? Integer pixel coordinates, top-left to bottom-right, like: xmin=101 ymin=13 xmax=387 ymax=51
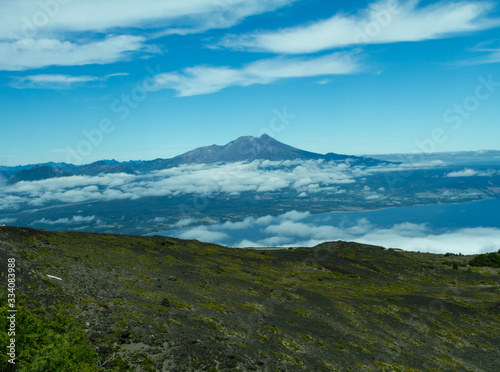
xmin=1 ymin=226 xmax=499 ymax=371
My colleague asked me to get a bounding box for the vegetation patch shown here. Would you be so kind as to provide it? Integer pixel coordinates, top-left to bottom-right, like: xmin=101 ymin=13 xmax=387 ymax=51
xmin=469 ymin=252 xmax=500 ymax=268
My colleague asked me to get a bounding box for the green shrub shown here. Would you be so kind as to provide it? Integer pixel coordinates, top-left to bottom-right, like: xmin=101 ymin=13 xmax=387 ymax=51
xmin=469 ymin=252 xmax=500 ymax=268
xmin=0 ymin=293 xmax=99 ymax=371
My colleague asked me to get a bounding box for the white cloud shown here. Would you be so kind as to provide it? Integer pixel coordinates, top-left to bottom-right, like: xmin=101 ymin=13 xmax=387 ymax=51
xmin=358 ymin=225 xmax=500 ymax=254
xmin=278 ymin=210 xmax=310 ymax=221
xmin=1 ymin=0 xmax=296 ymax=38
xmin=170 ymin=218 xmax=198 ymax=228
xmin=150 ymin=52 xmax=361 ymax=96
xmin=446 ymin=168 xmax=478 ymax=177
xmin=0 ymin=158 xmax=467 ymax=211
xmin=461 ymin=39 xmax=500 ymax=64
xmin=446 ymin=168 xmax=498 ymax=177
xmin=177 ymin=226 xmax=229 ymax=242
xmin=218 ymin=0 xmax=500 ymax=54
xmin=365 ymin=194 xmax=383 ymax=200
xmin=0 ymin=0 xmax=295 ymax=70
xmin=34 ymin=215 xmax=96 ymax=225
xmin=0 ymin=218 xmax=17 ymax=224
xmin=10 ymin=72 xmax=129 ymax=89
xmin=0 ymin=195 xmax=26 ymax=211
xmin=0 ymin=36 xmax=148 ymax=71
xmin=473 ymin=47 xmax=500 ymax=64
xmin=221 ymin=217 xmax=257 ymax=230
xmin=166 ymin=209 xmax=500 ymax=254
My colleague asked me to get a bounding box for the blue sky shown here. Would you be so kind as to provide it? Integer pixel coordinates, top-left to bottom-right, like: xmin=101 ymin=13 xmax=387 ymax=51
xmin=1 ymin=0 xmax=500 ymax=166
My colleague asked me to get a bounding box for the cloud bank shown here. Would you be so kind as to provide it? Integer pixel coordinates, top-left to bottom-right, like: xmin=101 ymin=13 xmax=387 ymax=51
xmin=446 ymin=168 xmax=499 ymax=177
xmin=170 ymin=210 xmax=500 ymax=255
xmin=0 ymin=159 xmax=450 ymax=211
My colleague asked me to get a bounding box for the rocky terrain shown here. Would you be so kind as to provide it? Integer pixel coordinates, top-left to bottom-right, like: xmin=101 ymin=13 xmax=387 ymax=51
xmin=1 ymin=226 xmax=499 ymax=371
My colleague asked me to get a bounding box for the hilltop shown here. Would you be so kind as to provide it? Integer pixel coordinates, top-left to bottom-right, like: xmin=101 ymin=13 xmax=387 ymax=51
xmin=1 ymin=226 xmax=499 ymax=371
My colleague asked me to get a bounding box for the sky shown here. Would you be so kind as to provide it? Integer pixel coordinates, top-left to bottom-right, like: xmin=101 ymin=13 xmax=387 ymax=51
xmin=1 ymin=0 xmax=500 ymax=166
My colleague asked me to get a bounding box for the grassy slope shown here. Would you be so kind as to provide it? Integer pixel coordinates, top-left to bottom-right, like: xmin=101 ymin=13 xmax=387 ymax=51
xmin=0 ymin=226 xmax=499 ymax=371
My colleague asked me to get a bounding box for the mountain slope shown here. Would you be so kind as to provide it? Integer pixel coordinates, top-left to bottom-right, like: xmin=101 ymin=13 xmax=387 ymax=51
xmin=7 ymin=165 xmax=69 ymax=184
xmin=71 ymin=161 xmax=137 ymax=176
xmin=1 ymin=226 xmax=498 ymax=371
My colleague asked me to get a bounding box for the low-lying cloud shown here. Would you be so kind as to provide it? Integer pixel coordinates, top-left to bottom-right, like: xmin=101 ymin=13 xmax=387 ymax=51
xmin=169 ymin=209 xmax=500 ymax=255
xmin=33 ymin=215 xmax=98 ymax=225
xmin=0 ymin=217 xmax=17 ymax=224
xmin=0 ymin=159 xmax=418 ymax=211
xmin=446 ymin=168 xmax=499 ymax=177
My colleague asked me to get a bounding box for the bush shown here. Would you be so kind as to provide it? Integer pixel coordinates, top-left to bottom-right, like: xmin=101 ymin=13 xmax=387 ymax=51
xmin=0 ymin=293 xmax=99 ymax=371
xmin=469 ymin=252 xmax=500 ymax=268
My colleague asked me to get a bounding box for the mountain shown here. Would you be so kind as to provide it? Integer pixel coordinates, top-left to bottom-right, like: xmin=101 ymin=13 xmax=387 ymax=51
xmin=1 ymin=226 xmax=498 ymax=371
xmin=71 ymin=161 xmax=137 ymax=176
xmin=3 ymin=135 xmax=390 ymax=183
xmin=133 ymin=134 xmax=390 ymax=172
xmin=7 ymin=165 xmax=69 ymax=184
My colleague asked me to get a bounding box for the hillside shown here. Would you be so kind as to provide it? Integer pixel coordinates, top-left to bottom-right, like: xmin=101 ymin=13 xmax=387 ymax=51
xmin=1 ymin=226 xmax=499 ymax=371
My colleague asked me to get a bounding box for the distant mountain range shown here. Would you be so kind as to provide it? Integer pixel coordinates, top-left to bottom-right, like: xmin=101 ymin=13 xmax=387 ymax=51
xmin=2 ymin=135 xmax=389 ymax=184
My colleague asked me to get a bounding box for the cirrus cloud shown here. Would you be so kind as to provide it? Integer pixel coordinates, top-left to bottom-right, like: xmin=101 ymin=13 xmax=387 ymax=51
xmin=151 ymin=52 xmax=361 ymax=96
xmin=1 ymin=0 xmax=296 ymax=39
xmin=10 ymin=72 xmax=129 ymax=89
xmin=218 ymin=0 xmax=500 ymax=54
xmin=0 ymin=35 xmax=148 ymax=71
xmin=0 ymin=0 xmax=296 ymax=71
